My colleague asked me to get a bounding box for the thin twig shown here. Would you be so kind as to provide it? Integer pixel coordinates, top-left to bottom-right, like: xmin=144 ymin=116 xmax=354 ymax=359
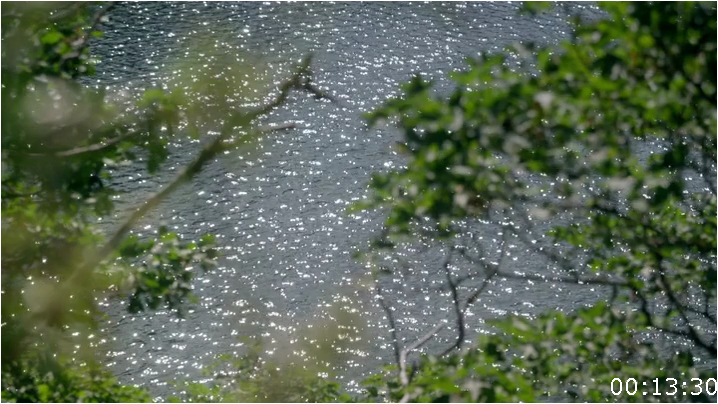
xmin=510 ymin=209 xmax=580 ymax=278
xmin=48 ymin=2 xmax=87 ymax=21
xmin=23 ymin=130 xmax=139 ymax=157
xmin=462 ymin=230 xmax=510 ymax=314
xmin=375 ymin=282 xmax=401 ymax=368
xmin=397 ymin=321 xmax=446 ymax=404
xmin=21 ymin=123 xmax=296 ymax=158
xmin=493 ymin=268 xmax=627 ymax=288
xmin=634 ymin=287 xmax=715 ymax=353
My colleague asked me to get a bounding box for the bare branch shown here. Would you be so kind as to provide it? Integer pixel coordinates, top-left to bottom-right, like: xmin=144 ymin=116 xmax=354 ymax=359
xmin=4 ymin=122 xmax=297 ymax=172
xmin=634 ymin=287 xmax=715 ymax=355
xmin=217 ymin=123 xmax=296 ymax=151
xmin=509 ymin=210 xmax=580 ymax=278
xmin=494 ymin=268 xmax=627 ymax=288
xmin=436 ymin=230 xmax=513 ymax=358
xmin=398 ymin=322 xmax=446 ymax=403
xmin=243 ymin=57 xmax=314 ymax=121
xmin=399 ymin=322 xmax=445 ymax=387
xmin=439 ymin=248 xmax=465 ymax=357
xmin=30 ymin=122 xmax=297 ymax=158
xmin=446 ymin=229 xmax=498 ymax=288
xmin=22 ymin=129 xmax=140 ymax=157
xmin=303 ymin=82 xmax=341 ymax=105
xmin=462 ymin=231 xmax=509 ymax=314
xmin=375 ymin=282 xmax=401 ymax=368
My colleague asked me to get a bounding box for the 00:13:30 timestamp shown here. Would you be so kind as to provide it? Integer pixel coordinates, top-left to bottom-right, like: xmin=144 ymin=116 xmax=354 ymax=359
xmin=611 ymin=378 xmax=717 ymax=397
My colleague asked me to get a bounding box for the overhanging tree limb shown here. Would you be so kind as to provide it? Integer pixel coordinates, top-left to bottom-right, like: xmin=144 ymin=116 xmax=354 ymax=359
xmin=19 ymin=123 xmax=296 ymax=158
xmin=69 ymin=56 xmax=330 ymax=283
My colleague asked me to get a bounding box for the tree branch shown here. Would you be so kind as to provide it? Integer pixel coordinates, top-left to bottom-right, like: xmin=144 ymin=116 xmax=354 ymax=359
xmin=69 ymin=56 xmax=330 ymax=283
xmin=398 ymin=322 xmax=446 ymax=403
xmin=493 ymin=268 xmax=627 ymax=288
xmin=461 ymin=230 xmax=509 ymax=315
xmin=634 ymin=287 xmax=716 ymax=355
xmin=399 ymin=322 xmax=445 ymax=387
xmin=510 ymin=209 xmax=581 ymax=279
xmin=22 ymin=129 xmax=139 ymax=157
xmin=439 ymin=248 xmax=465 ymax=357
xmin=658 ymin=273 xmax=717 ymax=356
xmin=20 ymin=122 xmax=297 ymax=158
xmin=375 ymin=282 xmax=401 ymax=368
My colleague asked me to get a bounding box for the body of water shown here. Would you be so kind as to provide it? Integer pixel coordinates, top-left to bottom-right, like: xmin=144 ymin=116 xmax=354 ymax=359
xmin=89 ymin=2 xmax=608 ymax=399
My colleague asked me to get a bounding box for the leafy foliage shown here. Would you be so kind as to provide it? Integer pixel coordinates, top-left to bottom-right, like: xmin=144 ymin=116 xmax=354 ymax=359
xmin=2 ymin=358 xmax=149 ymax=403
xmin=120 ymin=228 xmax=217 ymax=315
xmin=1 ymin=2 xmax=326 ymax=402
xmin=357 ymin=2 xmax=716 ymax=402
xmin=0 ymin=2 xmax=223 ymax=400
xmin=362 ymin=304 xmax=714 ymax=403
xmin=171 ymin=344 xmax=353 ymax=403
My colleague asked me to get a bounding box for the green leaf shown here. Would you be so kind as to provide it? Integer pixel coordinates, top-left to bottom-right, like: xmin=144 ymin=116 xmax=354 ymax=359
xmin=41 ymin=31 xmax=64 ymax=45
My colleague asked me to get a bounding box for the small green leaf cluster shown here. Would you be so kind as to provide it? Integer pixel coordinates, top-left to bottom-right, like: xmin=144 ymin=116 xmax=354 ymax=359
xmin=3 ymin=3 xmax=99 ymax=79
xmin=120 ymin=229 xmax=217 ymax=316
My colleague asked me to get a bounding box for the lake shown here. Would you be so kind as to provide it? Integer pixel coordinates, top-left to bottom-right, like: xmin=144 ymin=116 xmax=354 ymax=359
xmin=91 ymin=2 xmax=607 ymax=399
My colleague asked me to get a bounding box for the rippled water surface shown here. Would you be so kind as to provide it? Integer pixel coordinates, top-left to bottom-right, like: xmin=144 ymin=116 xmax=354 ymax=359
xmin=89 ymin=2 xmax=605 ymax=398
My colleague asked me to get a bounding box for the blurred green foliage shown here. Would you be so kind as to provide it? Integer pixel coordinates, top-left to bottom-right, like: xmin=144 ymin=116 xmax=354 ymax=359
xmin=170 ymin=305 xmax=364 ymax=402
xmin=2 ymin=1 xmax=716 ymax=403
xmin=0 ymin=1 xmax=322 ymax=402
xmin=170 ymin=344 xmax=353 ymax=403
xmin=1 ymin=2 xmax=221 ymax=401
